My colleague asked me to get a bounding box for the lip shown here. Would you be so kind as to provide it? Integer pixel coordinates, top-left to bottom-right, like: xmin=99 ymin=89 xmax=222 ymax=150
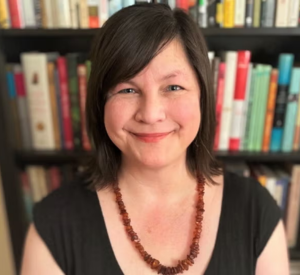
xmin=130 ymin=132 xmax=172 ymax=143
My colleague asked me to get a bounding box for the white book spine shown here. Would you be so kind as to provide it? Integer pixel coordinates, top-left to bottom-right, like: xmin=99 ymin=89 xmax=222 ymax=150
xmin=79 ymin=0 xmax=89 ymax=28
xmin=38 ymin=167 xmax=48 ymax=198
xmin=208 ymin=51 xmax=215 ymax=66
xmin=22 ymin=0 xmax=36 ymax=27
xmin=21 ymin=53 xmax=55 ymax=150
xmin=99 ymin=0 xmax=109 ymax=26
xmin=287 ymin=0 xmax=300 ymax=26
xmin=239 ymin=63 xmax=253 ymax=150
xmin=70 ymin=0 xmax=79 ymax=28
xmin=17 ymin=0 xmax=25 ymax=27
xmin=168 ymin=0 xmax=176 ymax=9
xmin=234 ymin=0 xmax=246 ymax=26
xmin=27 ymin=166 xmax=43 ymax=202
xmin=218 ymin=51 xmax=238 ymax=151
xmin=44 ymin=0 xmax=53 ymax=28
xmin=57 ymin=0 xmax=71 ymax=28
xmin=275 ymin=0 xmax=290 ymax=27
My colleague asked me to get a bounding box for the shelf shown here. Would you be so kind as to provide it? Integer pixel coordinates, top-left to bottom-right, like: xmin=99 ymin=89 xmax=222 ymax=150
xmin=14 ymin=150 xmax=300 ymax=165
xmin=2 ymin=27 xmax=300 ymax=37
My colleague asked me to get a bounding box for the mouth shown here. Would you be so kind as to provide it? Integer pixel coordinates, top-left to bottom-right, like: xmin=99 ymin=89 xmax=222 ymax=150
xmin=130 ymin=131 xmax=172 ymax=143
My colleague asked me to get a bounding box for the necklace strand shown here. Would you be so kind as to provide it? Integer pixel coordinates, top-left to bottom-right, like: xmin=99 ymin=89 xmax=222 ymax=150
xmin=113 ymin=174 xmax=205 ymax=275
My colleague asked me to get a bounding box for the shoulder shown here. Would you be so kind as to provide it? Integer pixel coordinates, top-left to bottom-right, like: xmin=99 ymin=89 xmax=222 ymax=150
xmin=223 ymin=170 xmax=282 ymax=257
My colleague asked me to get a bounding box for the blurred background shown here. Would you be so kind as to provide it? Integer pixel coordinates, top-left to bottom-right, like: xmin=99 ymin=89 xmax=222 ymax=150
xmin=1 ymin=0 xmax=300 ymax=274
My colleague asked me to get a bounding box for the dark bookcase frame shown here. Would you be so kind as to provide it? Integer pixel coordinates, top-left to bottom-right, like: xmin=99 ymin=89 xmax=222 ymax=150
xmin=1 ymin=27 xmax=300 ymax=271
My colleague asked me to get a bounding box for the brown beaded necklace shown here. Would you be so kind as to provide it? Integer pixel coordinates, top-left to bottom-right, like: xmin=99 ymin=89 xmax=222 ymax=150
xmin=113 ymin=174 xmax=205 ymax=275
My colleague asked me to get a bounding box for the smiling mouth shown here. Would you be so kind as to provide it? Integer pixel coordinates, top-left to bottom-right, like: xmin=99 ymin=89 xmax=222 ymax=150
xmin=130 ymin=132 xmax=172 ymax=143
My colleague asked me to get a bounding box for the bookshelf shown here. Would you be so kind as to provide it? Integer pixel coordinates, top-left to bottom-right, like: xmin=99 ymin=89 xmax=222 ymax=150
xmin=1 ymin=28 xmax=300 ymax=272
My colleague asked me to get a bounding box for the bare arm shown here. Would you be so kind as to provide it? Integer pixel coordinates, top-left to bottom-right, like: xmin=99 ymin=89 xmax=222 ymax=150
xmin=21 ymin=224 xmax=65 ymax=275
xmin=255 ymin=220 xmax=289 ymax=275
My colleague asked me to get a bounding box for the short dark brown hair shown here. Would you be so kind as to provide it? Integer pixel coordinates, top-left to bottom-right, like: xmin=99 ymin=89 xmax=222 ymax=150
xmin=84 ymin=3 xmax=222 ymax=190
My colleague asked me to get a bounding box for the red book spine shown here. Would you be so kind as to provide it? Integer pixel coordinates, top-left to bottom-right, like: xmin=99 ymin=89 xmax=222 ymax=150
xmin=229 ymin=51 xmax=251 ymax=151
xmin=77 ymin=64 xmax=92 ymax=151
xmin=48 ymin=167 xmax=61 ymax=191
xmin=57 ymin=57 xmax=74 ymax=150
xmin=214 ymin=63 xmax=226 ymax=151
xmin=14 ymin=71 xmax=26 ymax=97
xmin=8 ymin=0 xmax=22 ymax=28
xmin=176 ymin=0 xmax=189 ymax=11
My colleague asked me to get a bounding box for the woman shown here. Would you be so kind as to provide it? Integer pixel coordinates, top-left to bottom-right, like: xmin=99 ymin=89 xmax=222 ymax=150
xmin=21 ymin=3 xmax=289 ymax=275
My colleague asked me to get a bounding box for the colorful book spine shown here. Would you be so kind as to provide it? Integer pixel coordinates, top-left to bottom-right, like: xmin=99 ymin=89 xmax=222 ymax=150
xmin=57 ymin=57 xmax=74 ymax=150
xmin=212 ymin=57 xmax=220 ymax=97
xmin=262 ymin=69 xmax=278 ymax=152
xmin=214 ymin=63 xmax=226 ymax=150
xmin=229 ymin=51 xmax=251 ymax=151
xmin=254 ymin=65 xmax=272 ymax=151
xmin=216 ymin=0 xmax=224 ymax=27
xmin=88 ymin=0 xmax=99 ymax=28
xmin=270 ymin=54 xmax=294 ymax=152
xmin=219 ymin=52 xmax=237 ymax=151
xmin=79 ymin=0 xmax=89 ymax=28
xmin=13 ymin=65 xmax=32 ymax=150
xmin=253 ymin=0 xmax=261 ymax=27
xmin=282 ymin=68 xmax=300 ymax=152
xmin=234 ymin=0 xmax=245 ymax=26
xmin=0 ymin=0 xmax=10 ymax=28
xmin=207 ymin=0 xmax=217 ymax=26
xmin=109 ymin=0 xmax=122 ymax=16
xmin=239 ymin=63 xmax=253 ymax=151
xmin=67 ymin=54 xmax=82 ymax=150
xmin=7 ymin=0 xmax=23 ymax=28
xmin=223 ymin=0 xmax=234 ymax=27
xmin=264 ymin=0 xmax=275 ymax=26
xmin=293 ymin=80 xmax=300 ymax=150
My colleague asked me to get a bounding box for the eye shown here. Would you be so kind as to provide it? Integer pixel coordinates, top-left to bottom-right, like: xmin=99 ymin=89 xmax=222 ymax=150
xmin=118 ymin=88 xmax=136 ymax=94
xmin=167 ymin=85 xmax=183 ymax=91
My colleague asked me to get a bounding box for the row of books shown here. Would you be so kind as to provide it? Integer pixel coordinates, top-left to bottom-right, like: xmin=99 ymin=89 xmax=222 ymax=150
xmin=0 ymin=0 xmax=299 ymax=29
xmin=19 ymin=164 xmax=82 ymax=221
xmin=6 ymin=53 xmax=92 ymax=151
xmin=211 ymin=51 xmax=300 ymax=153
xmin=224 ymin=162 xmax=300 ymax=248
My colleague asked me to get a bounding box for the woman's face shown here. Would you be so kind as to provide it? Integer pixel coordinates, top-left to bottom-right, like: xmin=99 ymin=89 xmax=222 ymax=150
xmin=104 ymin=39 xmax=201 ymax=169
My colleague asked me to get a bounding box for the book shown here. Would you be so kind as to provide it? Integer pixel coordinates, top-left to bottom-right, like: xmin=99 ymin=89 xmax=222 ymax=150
xmin=218 ymin=51 xmax=237 ymax=151
xmin=253 ymin=0 xmax=261 ymax=27
xmin=234 ymin=0 xmax=245 ymax=26
xmin=282 ymin=68 xmax=300 ymax=152
xmin=270 ymin=54 xmax=294 ymax=152
xmin=79 ymin=0 xmax=89 ymax=28
xmin=43 ymin=0 xmax=53 ymax=28
xmin=229 ymin=51 xmax=251 ymax=151
xmin=57 ymin=0 xmax=72 ymax=28
xmin=22 ymin=0 xmax=36 ymax=27
xmin=207 ymin=0 xmax=217 ymax=26
xmin=260 ymin=0 xmax=276 ymax=27
xmin=88 ymin=0 xmax=100 ymax=28
xmin=212 ymin=57 xmax=220 ymax=97
xmin=287 ymin=0 xmax=299 ymax=27
xmin=223 ymin=0 xmax=234 ymax=27
xmin=198 ymin=0 xmax=208 ymax=27
xmin=21 ymin=53 xmax=56 ymax=150
xmin=0 ymin=0 xmax=10 ymax=28
xmin=20 ymin=170 xmax=34 ymax=221
xmin=33 ymin=0 xmax=42 ymax=27
xmin=216 ymin=0 xmax=224 ymax=27
xmin=7 ymin=0 xmax=23 ymax=28
xmin=275 ymin=0 xmax=290 ymax=26
xmin=245 ymin=0 xmax=254 ymax=27
xmin=262 ymin=69 xmax=278 ymax=152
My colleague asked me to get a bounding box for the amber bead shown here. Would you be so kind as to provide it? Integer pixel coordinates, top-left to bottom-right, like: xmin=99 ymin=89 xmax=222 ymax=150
xmin=123 ymin=219 xmax=131 ymax=225
xmin=181 ymin=261 xmax=189 ymax=270
xmin=151 ymin=259 xmax=160 ymax=269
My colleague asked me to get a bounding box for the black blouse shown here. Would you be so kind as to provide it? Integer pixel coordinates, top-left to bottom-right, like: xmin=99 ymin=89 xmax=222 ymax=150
xmin=33 ymin=171 xmax=282 ymax=275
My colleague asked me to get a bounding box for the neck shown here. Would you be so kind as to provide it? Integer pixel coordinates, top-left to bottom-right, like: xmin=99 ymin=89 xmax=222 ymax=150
xmin=117 ymin=156 xmax=198 ymax=204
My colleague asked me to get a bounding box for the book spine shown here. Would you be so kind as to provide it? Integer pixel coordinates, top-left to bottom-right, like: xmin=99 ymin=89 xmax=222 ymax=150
xmin=214 ymin=63 xmax=226 ymax=150
xmin=79 ymin=0 xmax=89 ymax=28
xmin=287 ymin=0 xmax=300 ymax=26
xmin=22 ymin=0 xmax=36 ymax=28
xmin=67 ymin=54 xmax=82 ymax=150
xmin=51 ymin=0 xmax=58 ymax=27
xmin=7 ymin=0 xmax=22 ymax=28
xmin=216 ymin=0 xmax=224 ymax=27
xmin=275 ymin=0 xmax=289 ymax=26
xmin=57 ymin=0 xmax=71 ymax=28
xmin=245 ymin=0 xmax=254 ymax=26
xmin=262 ymin=69 xmax=278 ymax=152
xmin=229 ymin=51 xmax=251 ymax=151
xmin=100 ymin=0 xmax=109 ymax=26
xmin=20 ymin=171 xmax=33 ymax=222
xmin=262 ymin=0 xmax=275 ymax=26
xmin=47 ymin=62 xmax=61 ymax=150
xmin=13 ymin=65 xmax=32 ymax=149
xmin=212 ymin=57 xmax=220 ymax=97
xmin=223 ymin=0 xmax=234 ymax=27
xmin=282 ymin=68 xmax=300 ymax=152
xmin=109 ymin=0 xmax=122 ymax=17
xmin=270 ymin=54 xmax=294 ymax=151
xmin=54 ymin=69 xmax=65 ymax=149
xmin=255 ymin=65 xmax=272 ymax=151
xmin=198 ymin=0 xmax=207 ymax=27
xmin=57 ymin=57 xmax=74 ymax=150
xmin=48 ymin=167 xmax=61 ymax=191
xmin=44 ymin=0 xmax=53 ymax=28
xmin=21 ymin=53 xmax=56 ymax=150
xmin=239 ymin=63 xmax=253 ymax=151
xmin=88 ymin=0 xmax=99 ymax=28
xmin=26 ymin=166 xmax=42 ymax=202
xmin=33 ymin=0 xmax=42 ymax=27
xmin=218 ymin=52 xmax=238 ymax=151
xmin=123 ymin=0 xmax=135 ymax=7
xmin=207 ymin=0 xmax=217 ymax=26
xmin=253 ymin=0 xmax=261 ymax=26
xmin=70 ymin=0 xmax=80 ymax=28
xmin=78 ymin=64 xmax=92 ymax=150
xmin=0 ymin=0 xmax=11 ymax=28
xmin=293 ymin=80 xmax=300 ymax=150
xmin=234 ymin=0 xmax=245 ymax=26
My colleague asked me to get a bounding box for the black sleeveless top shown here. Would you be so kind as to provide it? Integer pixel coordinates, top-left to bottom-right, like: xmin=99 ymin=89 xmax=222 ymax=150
xmin=33 ymin=171 xmax=282 ymax=275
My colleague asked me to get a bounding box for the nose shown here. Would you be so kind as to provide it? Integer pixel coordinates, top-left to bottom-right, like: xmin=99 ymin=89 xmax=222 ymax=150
xmin=134 ymin=92 xmax=166 ymax=124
